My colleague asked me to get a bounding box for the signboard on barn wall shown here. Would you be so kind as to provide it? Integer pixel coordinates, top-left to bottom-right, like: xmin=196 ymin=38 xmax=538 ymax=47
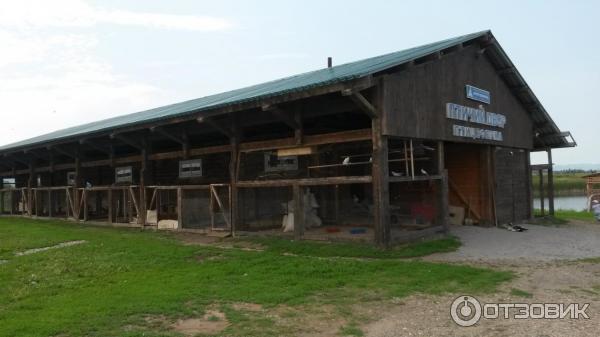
xmin=381 ymin=43 xmax=533 ymax=149
xmin=465 ymin=85 xmax=491 ymax=104
xmin=446 ymin=103 xmax=506 ymax=142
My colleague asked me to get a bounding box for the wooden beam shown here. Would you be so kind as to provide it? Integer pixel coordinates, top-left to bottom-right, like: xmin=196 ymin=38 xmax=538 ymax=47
xmin=237 ymin=176 xmax=372 ymax=188
xmin=79 ymin=139 xmax=112 ymax=156
xmin=197 ymin=116 xmax=233 ymax=138
xmin=110 ymin=133 xmax=144 ymax=151
xmin=3 ymin=155 xmax=30 ymax=167
xmin=0 ymin=76 xmax=375 ymax=156
xmin=262 ymin=104 xmax=300 ymax=129
xmin=48 ymin=145 xmax=78 ymax=160
xmin=539 ymin=131 xmax=571 ymax=142
xmin=498 ymin=67 xmax=516 ymax=75
xmin=449 ymin=179 xmax=482 ymax=221
xmin=277 ymin=146 xmax=314 ymax=157
xmin=23 ymin=149 xmax=48 ymax=162
xmin=414 ymin=51 xmax=441 ymax=64
xmin=0 ymin=129 xmax=371 ymax=176
xmin=150 ymin=126 xmax=187 ymax=145
xmin=240 ymin=128 xmax=371 ymax=152
xmin=341 ymin=89 xmax=378 ymax=118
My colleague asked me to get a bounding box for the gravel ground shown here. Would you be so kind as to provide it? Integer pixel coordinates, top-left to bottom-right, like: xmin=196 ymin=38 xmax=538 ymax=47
xmin=361 ymin=222 xmax=600 ymax=337
xmin=426 ymin=222 xmax=600 ymax=263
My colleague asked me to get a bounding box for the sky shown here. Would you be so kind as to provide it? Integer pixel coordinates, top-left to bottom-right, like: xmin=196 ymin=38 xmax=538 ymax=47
xmin=0 ymin=0 xmax=597 ymax=166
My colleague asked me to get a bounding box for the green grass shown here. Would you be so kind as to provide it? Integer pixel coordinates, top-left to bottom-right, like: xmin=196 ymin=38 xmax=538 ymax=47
xmin=534 ymin=209 xmax=595 ymax=223
xmin=554 ymin=209 xmax=595 ymax=221
xmin=246 ymin=236 xmax=461 ymax=259
xmin=339 ymin=323 xmax=364 ymax=336
xmin=510 ymin=288 xmax=533 ymax=298
xmin=532 ymin=171 xmax=587 ymax=195
xmin=0 ymin=217 xmax=512 ymax=337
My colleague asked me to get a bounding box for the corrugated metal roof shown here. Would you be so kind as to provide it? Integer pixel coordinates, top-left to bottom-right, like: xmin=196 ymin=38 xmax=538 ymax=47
xmin=0 ymin=30 xmax=573 ymax=152
xmin=0 ymin=31 xmax=489 ymax=152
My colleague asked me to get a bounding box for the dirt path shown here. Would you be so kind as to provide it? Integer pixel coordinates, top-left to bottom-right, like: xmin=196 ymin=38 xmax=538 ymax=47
xmin=360 ymin=223 xmax=600 ymax=337
xmin=361 ymin=261 xmax=600 ymax=337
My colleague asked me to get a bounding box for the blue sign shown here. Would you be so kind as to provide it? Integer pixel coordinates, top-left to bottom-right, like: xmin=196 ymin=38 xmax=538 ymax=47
xmin=466 ymin=85 xmax=491 ymax=104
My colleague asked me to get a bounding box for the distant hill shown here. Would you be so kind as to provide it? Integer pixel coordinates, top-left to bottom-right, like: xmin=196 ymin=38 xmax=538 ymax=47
xmin=554 ymin=164 xmax=600 ymax=172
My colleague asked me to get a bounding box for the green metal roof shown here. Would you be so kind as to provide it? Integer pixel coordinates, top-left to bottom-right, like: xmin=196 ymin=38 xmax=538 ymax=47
xmin=0 ymin=31 xmax=490 ymax=152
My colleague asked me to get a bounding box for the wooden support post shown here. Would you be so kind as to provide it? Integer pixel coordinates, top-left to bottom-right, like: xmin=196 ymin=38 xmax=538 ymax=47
xmin=334 ymin=185 xmax=340 ymax=223
xmin=404 ymin=141 xmax=409 ymax=176
xmin=437 ymin=141 xmax=445 ymax=175
xmin=229 ymin=142 xmax=239 ymax=234
xmin=48 ymin=185 xmax=53 ymax=218
xmin=139 ymin=145 xmax=148 ymax=228
xmin=436 ymin=141 xmax=449 ymax=232
xmin=439 ymin=170 xmax=450 ymax=232
xmin=526 ymin=150 xmax=533 ymax=220
xmin=182 ymin=133 xmax=190 ymax=159
xmin=126 ymin=189 xmax=132 ymax=222
xmin=34 ymin=189 xmax=39 ymax=217
xmin=229 ymin=114 xmax=240 ymax=235
xmin=109 ymin=144 xmax=115 ymax=167
xmin=547 ymin=148 xmax=555 ymax=216
xmin=108 ymin=189 xmax=113 ymax=224
xmin=156 ymin=189 xmax=161 ymax=223
xmin=371 ymin=93 xmax=390 ymax=247
xmin=294 ymin=108 xmax=303 ymax=145
xmin=177 ymin=187 xmax=183 ymax=229
xmin=27 ymin=164 xmax=33 ymax=217
xmin=74 ymin=154 xmax=81 ymax=220
xmin=489 ymin=146 xmax=498 ymax=226
xmin=83 ymin=189 xmax=88 ymax=222
xmin=538 ymin=169 xmax=545 ymax=216
xmin=65 ymin=188 xmax=70 ymax=219
xmin=293 ymin=184 xmax=305 ymax=240
xmin=410 ymin=140 xmax=415 ymax=179
xmin=95 ymin=189 xmax=102 ymax=219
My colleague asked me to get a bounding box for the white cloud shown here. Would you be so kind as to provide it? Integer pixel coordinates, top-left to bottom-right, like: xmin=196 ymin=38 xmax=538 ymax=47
xmin=0 ymin=27 xmax=167 ymax=147
xmin=0 ymin=1 xmax=234 ymax=147
xmin=0 ymin=0 xmax=233 ymax=31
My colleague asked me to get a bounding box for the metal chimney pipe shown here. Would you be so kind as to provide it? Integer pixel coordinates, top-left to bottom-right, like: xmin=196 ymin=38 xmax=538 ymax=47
xmin=327 ymin=57 xmax=332 ymax=68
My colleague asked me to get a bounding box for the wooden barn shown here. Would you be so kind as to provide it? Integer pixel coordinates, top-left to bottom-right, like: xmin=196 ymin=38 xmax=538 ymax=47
xmin=0 ymin=30 xmax=575 ymax=246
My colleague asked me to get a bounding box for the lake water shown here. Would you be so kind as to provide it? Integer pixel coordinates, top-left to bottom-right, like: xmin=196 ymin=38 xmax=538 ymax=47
xmin=533 ymin=195 xmax=588 ymax=211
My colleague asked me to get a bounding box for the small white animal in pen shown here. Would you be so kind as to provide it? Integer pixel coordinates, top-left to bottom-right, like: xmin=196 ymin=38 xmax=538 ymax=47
xmin=282 ymin=190 xmax=322 ymax=232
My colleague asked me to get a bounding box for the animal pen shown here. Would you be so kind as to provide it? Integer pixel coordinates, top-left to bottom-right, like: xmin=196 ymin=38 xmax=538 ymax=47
xmin=0 ymin=31 xmax=574 ymax=246
xmin=582 ymin=173 xmax=600 ymax=211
